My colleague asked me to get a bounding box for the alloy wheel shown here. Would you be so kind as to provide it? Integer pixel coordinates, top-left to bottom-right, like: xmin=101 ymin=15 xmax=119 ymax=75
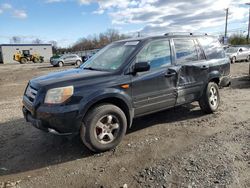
xmin=209 ymin=86 xmax=218 ymax=108
xmin=94 ymin=115 xmax=120 ymax=144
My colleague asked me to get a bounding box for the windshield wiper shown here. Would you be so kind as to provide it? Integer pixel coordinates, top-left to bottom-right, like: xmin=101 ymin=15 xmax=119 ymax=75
xmin=83 ymin=67 xmax=101 ymax=71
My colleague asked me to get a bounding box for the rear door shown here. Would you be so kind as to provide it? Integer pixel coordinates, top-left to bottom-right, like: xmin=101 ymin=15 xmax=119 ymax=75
xmin=237 ymin=48 xmax=245 ymax=60
xmin=67 ymin=55 xmax=75 ymax=64
xmin=71 ymin=55 xmax=78 ymax=63
xmin=241 ymin=48 xmax=249 ymax=60
xmin=131 ymin=39 xmax=177 ymax=116
xmin=63 ymin=55 xmax=70 ymax=64
xmin=172 ymin=38 xmax=208 ymax=105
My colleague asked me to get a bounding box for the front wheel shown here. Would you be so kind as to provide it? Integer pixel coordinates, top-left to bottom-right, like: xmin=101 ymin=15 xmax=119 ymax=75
xmin=33 ymin=58 xmax=39 ymax=63
xmin=58 ymin=61 xmax=63 ymax=67
xmin=80 ymin=104 xmax=127 ymax=152
xmin=20 ymin=58 xmax=27 ymax=64
xmin=199 ymin=82 xmax=220 ymax=114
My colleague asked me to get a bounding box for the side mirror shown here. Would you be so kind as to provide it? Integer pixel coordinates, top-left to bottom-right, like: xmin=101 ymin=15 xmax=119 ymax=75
xmin=133 ymin=62 xmax=150 ymax=73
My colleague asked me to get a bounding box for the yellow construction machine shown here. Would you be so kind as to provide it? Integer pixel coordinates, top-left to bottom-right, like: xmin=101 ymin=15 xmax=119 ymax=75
xmin=13 ymin=50 xmax=44 ymax=64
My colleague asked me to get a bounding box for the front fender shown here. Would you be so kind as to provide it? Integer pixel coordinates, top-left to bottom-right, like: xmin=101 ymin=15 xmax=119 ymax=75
xmin=78 ymin=88 xmax=134 ymax=124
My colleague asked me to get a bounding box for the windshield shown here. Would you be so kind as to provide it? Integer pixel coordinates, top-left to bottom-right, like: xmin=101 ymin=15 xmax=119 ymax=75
xmin=226 ymin=48 xmax=237 ymax=53
xmin=81 ymin=41 xmax=139 ymax=71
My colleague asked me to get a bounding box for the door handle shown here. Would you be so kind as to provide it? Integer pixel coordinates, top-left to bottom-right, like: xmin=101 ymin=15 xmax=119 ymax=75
xmin=200 ymin=65 xmax=209 ymax=70
xmin=165 ymin=72 xmax=176 ymax=77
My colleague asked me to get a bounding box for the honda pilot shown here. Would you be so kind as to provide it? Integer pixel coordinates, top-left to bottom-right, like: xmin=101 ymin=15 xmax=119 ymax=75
xmin=22 ymin=34 xmax=230 ymax=152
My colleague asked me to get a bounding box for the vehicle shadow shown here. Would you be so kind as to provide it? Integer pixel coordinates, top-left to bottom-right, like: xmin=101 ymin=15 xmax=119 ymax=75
xmin=0 ymin=118 xmax=92 ymax=176
xmin=128 ymin=104 xmax=204 ymax=134
xmin=0 ymin=104 xmax=206 ymax=176
xmin=230 ymin=76 xmax=250 ymax=89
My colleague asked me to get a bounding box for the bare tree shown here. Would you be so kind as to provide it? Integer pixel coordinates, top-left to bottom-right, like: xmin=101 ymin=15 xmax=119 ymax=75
xmin=70 ymin=29 xmax=128 ymax=52
xmin=10 ymin=36 xmax=21 ymax=44
xmin=49 ymin=40 xmax=58 ymax=53
xmin=32 ymin=38 xmax=43 ymax=44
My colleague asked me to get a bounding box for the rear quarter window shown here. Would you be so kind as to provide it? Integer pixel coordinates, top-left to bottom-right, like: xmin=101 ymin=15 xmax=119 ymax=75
xmin=198 ymin=37 xmax=225 ymax=59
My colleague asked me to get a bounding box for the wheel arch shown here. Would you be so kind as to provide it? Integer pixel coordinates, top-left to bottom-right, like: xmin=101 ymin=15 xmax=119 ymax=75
xmin=79 ymin=93 xmax=134 ymax=129
xmin=208 ymin=71 xmax=220 ymax=85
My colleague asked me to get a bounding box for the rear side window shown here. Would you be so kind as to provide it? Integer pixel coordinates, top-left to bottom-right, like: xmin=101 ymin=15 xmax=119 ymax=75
xmin=198 ymin=37 xmax=225 ymax=59
xmin=173 ymin=39 xmax=198 ymax=64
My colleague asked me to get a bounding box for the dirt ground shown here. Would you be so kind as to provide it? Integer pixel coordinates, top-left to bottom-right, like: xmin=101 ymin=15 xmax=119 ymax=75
xmin=0 ymin=62 xmax=249 ymax=188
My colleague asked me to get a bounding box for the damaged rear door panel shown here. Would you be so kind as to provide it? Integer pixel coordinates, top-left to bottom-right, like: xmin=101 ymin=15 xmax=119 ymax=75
xmin=172 ymin=38 xmax=209 ymax=105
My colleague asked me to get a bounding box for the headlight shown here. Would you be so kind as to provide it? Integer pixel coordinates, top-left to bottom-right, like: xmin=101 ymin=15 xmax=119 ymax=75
xmin=44 ymin=86 xmax=74 ymax=104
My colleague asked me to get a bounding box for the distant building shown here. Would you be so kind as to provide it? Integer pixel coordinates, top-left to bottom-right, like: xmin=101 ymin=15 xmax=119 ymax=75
xmin=0 ymin=44 xmax=53 ymax=64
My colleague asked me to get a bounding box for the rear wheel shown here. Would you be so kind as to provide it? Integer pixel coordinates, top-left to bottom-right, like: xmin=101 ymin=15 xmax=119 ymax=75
xmin=199 ymin=82 xmax=220 ymax=114
xmin=246 ymin=55 xmax=250 ymax=62
xmin=20 ymin=58 xmax=27 ymax=64
xmin=76 ymin=60 xmax=81 ymax=66
xmin=80 ymin=104 xmax=127 ymax=152
xmin=58 ymin=61 xmax=63 ymax=67
xmin=39 ymin=57 xmax=44 ymax=63
xmin=231 ymin=56 xmax=236 ymax=64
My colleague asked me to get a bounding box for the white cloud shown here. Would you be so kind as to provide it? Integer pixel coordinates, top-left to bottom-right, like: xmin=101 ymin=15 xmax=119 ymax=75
xmin=46 ymin=0 xmax=66 ymax=3
xmin=12 ymin=10 xmax=28 ymax=19
xmin=1 ymin=3 xmax=12 ymax=9
xmin=78 ymin=0 xmax=92 ymax=4
xmin=0 ymin=3 xmax=27 ymax=19
xmin=0 ymin=3 xmax=12 ymax=14
xmin=84 ymin=0 xmax=249 ymax=35
xmin=43 ymin=0 xmax=250 ymax=35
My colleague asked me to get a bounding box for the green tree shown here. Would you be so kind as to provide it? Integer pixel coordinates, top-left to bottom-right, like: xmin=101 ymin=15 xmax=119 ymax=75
xmin=229 ymin=34 xmax=248 ymax=45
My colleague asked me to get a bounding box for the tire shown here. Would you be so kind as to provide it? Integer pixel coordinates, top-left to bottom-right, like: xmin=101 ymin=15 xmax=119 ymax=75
xmin=246 ymin=55 xmax=250 ymax=62
xmin=80 ymin=104 xmax=127 ymax=152
xmin=199 ymin=82 xmax=220 ymax=114
xmin=58 ymin=61 xmax=63 ymax=67
xmin=76 ymin=60 xmax=81 ymax=66
xmin=39 ymin=58 xmax=44 ymax=63
xmin=33 ymin=58 xmax=39 ymax=63
xmin=231 ymin=56 xmax=236 ymax=64
xmin=20 ymin=58 xmax=27 ymax=64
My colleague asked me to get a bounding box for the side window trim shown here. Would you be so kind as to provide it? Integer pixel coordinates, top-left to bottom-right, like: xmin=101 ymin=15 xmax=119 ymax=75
xmin=169 ymin=39 xmax=175 ymax=65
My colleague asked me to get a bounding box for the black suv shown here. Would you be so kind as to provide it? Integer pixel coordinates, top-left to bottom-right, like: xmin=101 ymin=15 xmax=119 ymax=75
xmin=22 ymin=34 xmax=230 ymax=152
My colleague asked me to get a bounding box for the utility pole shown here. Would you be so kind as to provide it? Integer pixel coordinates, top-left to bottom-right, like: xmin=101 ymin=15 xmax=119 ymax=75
xmin=246 ymin=3 xmax=250 ymax=43
xmin=224 ymin=8 xmax=229 ymax=43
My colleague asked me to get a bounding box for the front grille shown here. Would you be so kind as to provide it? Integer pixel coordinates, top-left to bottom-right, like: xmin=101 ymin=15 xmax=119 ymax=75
xmin=25 ymin=84 xmax=38 ymax=103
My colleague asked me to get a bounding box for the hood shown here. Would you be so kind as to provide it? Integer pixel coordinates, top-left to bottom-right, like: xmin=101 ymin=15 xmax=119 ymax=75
xmin=30 ymin=68 xmax=111 ymax=89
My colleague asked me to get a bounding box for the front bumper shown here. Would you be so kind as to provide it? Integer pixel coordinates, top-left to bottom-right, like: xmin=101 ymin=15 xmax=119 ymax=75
xmin=22 ymin=98 xmax=82 ymax=135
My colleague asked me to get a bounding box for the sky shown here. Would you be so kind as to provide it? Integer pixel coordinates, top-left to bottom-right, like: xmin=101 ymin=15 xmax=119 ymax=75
xmin=0 ymin=0 xmax=250 ymax=47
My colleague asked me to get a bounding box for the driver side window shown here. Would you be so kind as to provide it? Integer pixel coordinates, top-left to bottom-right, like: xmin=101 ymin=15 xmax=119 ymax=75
xmin=135 ymin=39 xmax=171 ymax=70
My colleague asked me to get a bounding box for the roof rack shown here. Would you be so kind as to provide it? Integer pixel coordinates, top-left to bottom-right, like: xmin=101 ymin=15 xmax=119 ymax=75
xmin=164 ymin=32 xmax=208 ymax=36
